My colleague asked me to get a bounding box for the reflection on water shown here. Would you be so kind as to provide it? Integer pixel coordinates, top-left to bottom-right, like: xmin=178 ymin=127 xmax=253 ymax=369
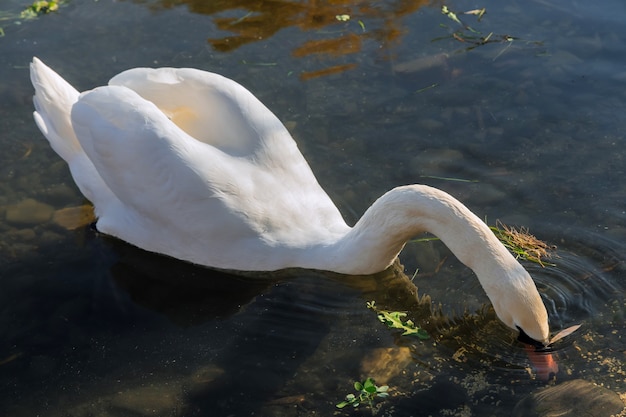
xmin=108 ymin=239 xmax=274 ymax=325
xmin=135 ymin=0 xmax=431 ymax=79
xmin=1 ymin=0 xmax=626 ymax=415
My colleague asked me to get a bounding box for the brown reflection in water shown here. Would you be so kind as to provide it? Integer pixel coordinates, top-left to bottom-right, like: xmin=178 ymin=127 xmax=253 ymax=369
xmin=136 ymin=0 xmax=433 ymax=79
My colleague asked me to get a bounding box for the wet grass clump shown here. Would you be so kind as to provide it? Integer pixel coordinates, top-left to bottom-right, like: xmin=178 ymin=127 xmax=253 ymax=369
xmin=489 ymin=221 xmax=555 ymax=266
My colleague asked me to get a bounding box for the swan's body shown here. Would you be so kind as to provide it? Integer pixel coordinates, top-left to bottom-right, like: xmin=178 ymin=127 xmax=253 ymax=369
xmin=30 ymin=57 xmax=549 ymax=344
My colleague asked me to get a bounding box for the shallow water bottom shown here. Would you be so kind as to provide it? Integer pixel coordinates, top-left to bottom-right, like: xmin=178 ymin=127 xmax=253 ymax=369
xmin=1 ymin=232 xmax=625 ymax=416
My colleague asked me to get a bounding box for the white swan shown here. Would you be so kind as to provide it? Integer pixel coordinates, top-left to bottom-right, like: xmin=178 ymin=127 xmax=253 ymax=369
xmin=30 ymin=57 xmax=549 ymax=344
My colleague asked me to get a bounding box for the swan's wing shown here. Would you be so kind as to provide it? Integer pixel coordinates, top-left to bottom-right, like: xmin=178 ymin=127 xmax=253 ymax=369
xmin=108 ymin=67 xmax=283 ymax=158
xmin=109 ymin=67 xmax=325 ymax=199
xmin=107 ymin=67 xmax=348 ymax=235
xmin=71 ymin=85 xmax=244 ymax=235
xmin=70 ymin=84 xmax=348 ymax=269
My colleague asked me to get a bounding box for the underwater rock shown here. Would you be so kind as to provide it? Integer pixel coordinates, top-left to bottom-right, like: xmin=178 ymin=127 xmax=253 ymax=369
xmin=513 ymin=379 xmax=624 ymax=417
xmin=52 ymin=205 xmax=95 ymax=230
xmin=108 ymin=384 xmax=182 ymax=415
xmin=189 ymin=364 xmax=225 ymax=391
xmin=470 ymin=183 xmax=507 ymax=205
xmin=39 ymin=230 xmax=65 ymax=246
xmin=394 ymin=53 xmax=449 ymax=75
xmin=42 ymin=183 xmax=79 ymax=205
xmin=360 ymin=347 xmax=413 ymax=384
xmin=417 ymin=118 xmax=445 ymax=131
xmin=8 ymin=228 xmax=37 ymax=242
xmin=410 ymin=148 xmax=465 ymax=178
xmin=4 ymin=198 xmax=54 ymax=226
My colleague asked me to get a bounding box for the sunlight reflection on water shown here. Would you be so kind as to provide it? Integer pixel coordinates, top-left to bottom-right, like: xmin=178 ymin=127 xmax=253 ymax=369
xmin=0 ymin=0 xmax=625 ymax=415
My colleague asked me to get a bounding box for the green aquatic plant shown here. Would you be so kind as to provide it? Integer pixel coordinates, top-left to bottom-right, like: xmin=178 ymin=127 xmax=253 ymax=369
xmin=336 ymin=377 xmax=389 ymax=410
xmin=441 ymin=5 xmax=485 ymax=30
xmin=20 ymin=0 xmax=60 ymax=19
xmin=0 ymin=0 xmax=63 ymax=35
xmin=367 ymin=301 xmax=429 ymax=338
xmin=437 ymin=5 xmax=542 ymax=53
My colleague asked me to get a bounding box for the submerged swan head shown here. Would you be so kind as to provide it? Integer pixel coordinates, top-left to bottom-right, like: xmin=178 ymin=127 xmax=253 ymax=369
xmin=29 ymin=57 xmax=550 ymax=346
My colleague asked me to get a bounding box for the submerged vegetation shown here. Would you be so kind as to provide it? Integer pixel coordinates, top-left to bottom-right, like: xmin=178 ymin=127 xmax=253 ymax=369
xmin=0 ymin=0 xmax=63 ymax=37
xmin=367 ymin=301 xmax=430 ymax=339
xmin=336 ymin=377 xmax=389 ymax=411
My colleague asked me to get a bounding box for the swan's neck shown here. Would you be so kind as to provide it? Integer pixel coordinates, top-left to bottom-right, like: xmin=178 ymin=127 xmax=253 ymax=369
xmin=309 ymin=184 xmax=548 ymax=343
xmin=324 ymin=184 xmax=518 ymax=281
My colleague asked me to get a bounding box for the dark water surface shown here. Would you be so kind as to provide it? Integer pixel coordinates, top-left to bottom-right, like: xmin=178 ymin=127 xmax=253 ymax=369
xmin=1 ymin=0 xmax=625 ymax=416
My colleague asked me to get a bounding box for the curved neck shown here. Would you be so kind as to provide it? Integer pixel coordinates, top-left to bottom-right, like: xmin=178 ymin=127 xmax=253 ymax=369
xmin=322 ymin=184 xmax=518 ymax=280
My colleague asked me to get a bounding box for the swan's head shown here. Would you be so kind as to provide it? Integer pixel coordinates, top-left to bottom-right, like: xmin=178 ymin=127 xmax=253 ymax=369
xmin=486 ymin=269 xmax=550 ymax=346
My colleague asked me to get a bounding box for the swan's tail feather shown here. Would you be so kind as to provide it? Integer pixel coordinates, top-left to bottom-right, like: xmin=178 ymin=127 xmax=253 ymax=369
xmin=30 ymin=58 xmax=117 ymax=215
xmin=30 ymin=57 xmax=82 ymax=162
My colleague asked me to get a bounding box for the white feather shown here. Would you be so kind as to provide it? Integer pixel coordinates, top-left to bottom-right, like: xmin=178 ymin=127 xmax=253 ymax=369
xmin=30 ymin=57 xmax=550 ymax=344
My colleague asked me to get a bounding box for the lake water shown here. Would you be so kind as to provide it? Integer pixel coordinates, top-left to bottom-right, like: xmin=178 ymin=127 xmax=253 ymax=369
xmin=1 ymin=0 xmax=625 ymax=416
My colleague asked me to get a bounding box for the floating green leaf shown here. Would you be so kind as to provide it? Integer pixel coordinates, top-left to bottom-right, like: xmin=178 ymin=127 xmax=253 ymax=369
xmin=437 ymin=5 xmax=543 ymax=54
xmin=441 ymin=5 xmax=463 ymax=25
xmin=367 ymin=301 xmax=429 ymax=339
xmin=464 ymin=8 xmax=486 ymax=20
xmin=21 ymin=0 xmax=60 ymax=19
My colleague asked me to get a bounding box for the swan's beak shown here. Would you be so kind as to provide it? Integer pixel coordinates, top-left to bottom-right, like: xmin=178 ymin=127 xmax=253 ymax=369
xmin=516 ymin=327 xmax=548 ymax=350
xmin=517 ymin=327 xmax=559 ymax=380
